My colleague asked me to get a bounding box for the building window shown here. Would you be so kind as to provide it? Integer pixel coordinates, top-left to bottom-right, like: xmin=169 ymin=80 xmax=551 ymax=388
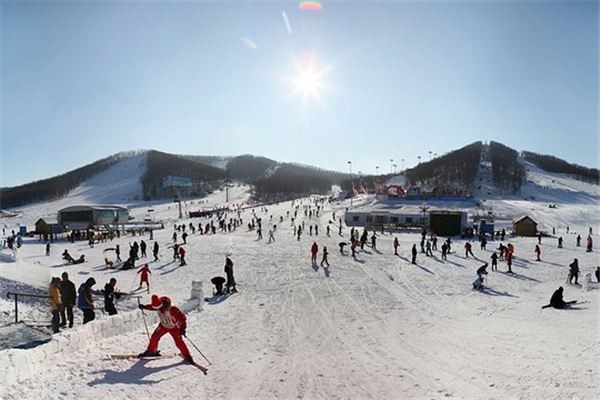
xmin=353 ymin=216 xmax=360 ymax=222
xmin=391 ymin=217 xmax=399 ymax=223
xmin=406 ymin=217 xmax=413 ymax=224
xmin=366 ymin=216 xmax=373 ymax=222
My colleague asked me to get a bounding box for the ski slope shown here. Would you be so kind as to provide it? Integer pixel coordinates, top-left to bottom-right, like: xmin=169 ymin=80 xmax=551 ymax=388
xmin=1 ymin=191 xmax=599 ymax=399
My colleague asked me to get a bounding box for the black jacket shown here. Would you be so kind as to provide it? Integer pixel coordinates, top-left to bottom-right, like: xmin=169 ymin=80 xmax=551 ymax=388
xmin=59 ymin=279 xmax=76 ymax=306
xmin=550 ymin=288 xmax=565 ymax=308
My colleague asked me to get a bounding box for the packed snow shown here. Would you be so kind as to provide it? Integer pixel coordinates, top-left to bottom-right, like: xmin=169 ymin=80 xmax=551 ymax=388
xmin=0 ymin=169 xmax=599 ymax=399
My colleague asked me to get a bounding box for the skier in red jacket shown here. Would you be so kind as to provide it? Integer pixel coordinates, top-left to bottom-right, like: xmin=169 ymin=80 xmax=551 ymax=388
xmin=138 ymin=295 xmax=193 ymax=363
xmin=137 ymin=264 xmax=151 ymax=293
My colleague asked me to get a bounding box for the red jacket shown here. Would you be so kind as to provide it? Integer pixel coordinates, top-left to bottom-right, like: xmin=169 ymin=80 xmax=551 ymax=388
xmin=179 ymin=247 xmax=186 ymax=257
xmin=311 ymin=243 xmax=318 ymax=255
xmin=143 ymin=305 xmax=187 ymax=330
xmin=138 ymin=266 xmax=151 ymax=280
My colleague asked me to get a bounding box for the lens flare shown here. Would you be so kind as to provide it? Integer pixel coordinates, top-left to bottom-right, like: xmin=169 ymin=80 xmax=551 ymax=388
xmin=299 ymin=1 xmax=323 ymax=11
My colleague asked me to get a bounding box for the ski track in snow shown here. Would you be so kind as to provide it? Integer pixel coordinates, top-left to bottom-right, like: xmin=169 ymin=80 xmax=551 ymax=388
xmin=0 ymin=175 xmax=599 ymax=398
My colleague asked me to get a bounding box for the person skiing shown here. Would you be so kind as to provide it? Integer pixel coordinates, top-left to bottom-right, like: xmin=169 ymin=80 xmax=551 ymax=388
xmin=576 ymin=234 xmax=581 ymax=247
xmin=78 ymin=277 xmax=96 ymax=324
xmin=138 ymin=295 xmax=193 ymax=363
xmin=480 ymin=236 xmax=487 ymax=250
xmin=569 ymin=259 xmax=579 ymax=285
xmin=411 ymin=244 xmax=417 ymax=264
xmin=595 ymin=266 xmax=600 ymax=283
xmin=224 ymin=257 xmax=237 ymax=294
xmin=490 ymin=252 xmax=498 ymax=271
xmin=586 ymin=236 xmax=593 ymax=252
xmin=103 ymin=277 xmax=121 ymax=316
xmin=371 ymin=234 xmax=377 ymax=250
xmin=326 ymin=225 xmax=330 ymax=237
xmin=115 ymin=244 xmax=121 ymax=262
xmin=182 ymin=232 xmax=188 ymax=244
xmin=153 ymin=241 xmax=159 ymax=261
xmin=311 ymin=242 xmax=319 ymax=264
xmin=138 ymin=264 xmax=151 ymax=292
xmin=268 ymin=229 xmax=275 ymax=243
xmin=393 ymin=237 xmax=399 ymax=255
xmin=320 ymin=246 xmax=329 ymax=267
xmin=535 ymin=244 xmax=541 ymax=261
xmin=506 ymin=251 xmax=514 ymax=273
xmin=476 ymin=263 xmax=488 ymax=280
xmin=172 ymin=232 xmax=177 ymax=243
xmin=537 ymin=232 xmax=542 ymax=245
xmin=140 ymin=240 xmax=147 ymax=258
xmin=178 ymin=246 xmax=187 ymax=266
xmin=441 ymin=242 xmax=448 ymax=261
xmin=59 ymin=272 xmax=76 ymax=328
xmin=339 ymin=242 xmax=347 ymax=255
xmin=49 ymin=277 xmax=62 ymax=333
xmin=464 ymin=241 xmax=474 ymax=258
xmin=500 ymin=228 xmax=506 ymax=241
xmin=558 ymin=237 xmax=563 ymax=248
xmin=257 ymin=228 xmax=263 ymax=240
xmin=46 ymin=242 xmax=51 ymax=256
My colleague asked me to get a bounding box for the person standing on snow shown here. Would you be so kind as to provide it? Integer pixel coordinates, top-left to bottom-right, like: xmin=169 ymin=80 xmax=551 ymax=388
xmin=411 ymin=244 xmax=417 ymax=264
xmin=311 ymin=242 xmax=319 ymax=264
xmin=138 ymin=264 xmax=151 ymax=292
xmin=490 ymin=252 xmax=498 ymax=271
xmin=320 ymin=246 xmax=329 ymax=267
xmin=153 ymin=241 xmax=159 ymax=261
xmin=78 ymin=277 xmax=96 ymax=324
xmin=464 ymin=241 xmax=474 ymax=258
xmin=59 ymin=272 xmax=76 ymax=328
xmin=140 ymin=240 xmax=147 ymax=258
xmin=115 ymin=244 xmax=121 ymax=262
xmin=225 ymin=257 xmax=237 ymax=294
xmin=535 ymin=244 xmax=541 ymax=261
xmin=371 ymin=234 xmax=377 ymax=250
xmin=49 ymin=277 xmax=62 ymax=333
xmin=393 ymin=237 xmax=399 ymax=255
xmin=569 ymin=259 xmax=579 ymax=285
xmin=138 ymin=295 xmax=193 ymax=363
xmin=103 ymin=277 xmax=121 ymax=316
xmin=425 ymin=240 xmax=433 ymax=256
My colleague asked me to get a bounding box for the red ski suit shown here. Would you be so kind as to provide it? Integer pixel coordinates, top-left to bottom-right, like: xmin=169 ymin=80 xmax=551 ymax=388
xmin=142 ymin=305 xmax=191 ymax=358
xmin=138 ymin=266 xmax=151 ymax=284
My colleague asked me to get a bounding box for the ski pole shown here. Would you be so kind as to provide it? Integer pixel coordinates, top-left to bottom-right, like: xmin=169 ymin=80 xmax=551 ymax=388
xmin=184 ymin=335 xmax=212 ymax=365
xmin=137 ymin=298 xmax=151 ymax=340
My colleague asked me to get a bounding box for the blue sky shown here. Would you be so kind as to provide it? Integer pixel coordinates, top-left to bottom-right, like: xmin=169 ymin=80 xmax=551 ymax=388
xmin=1 ymin=1 xmax=598 ymax=186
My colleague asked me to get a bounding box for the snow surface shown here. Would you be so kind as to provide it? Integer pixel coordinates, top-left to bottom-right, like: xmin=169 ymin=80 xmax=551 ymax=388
xmin=0 ymin=168 xmax=599 ymax=399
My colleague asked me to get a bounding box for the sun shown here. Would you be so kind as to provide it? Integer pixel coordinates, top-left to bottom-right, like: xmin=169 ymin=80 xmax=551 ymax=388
xmin=285 ymin=51 xmax=331 ymax=106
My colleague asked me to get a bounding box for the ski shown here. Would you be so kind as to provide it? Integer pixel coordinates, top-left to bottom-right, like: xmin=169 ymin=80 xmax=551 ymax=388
xmin=541 ymin=300 xmax=577 ymax=310
xmin=180 ymin=354 xmax=208 ymax=375
xmin=106 ymin=353 xmax=179 ymax=360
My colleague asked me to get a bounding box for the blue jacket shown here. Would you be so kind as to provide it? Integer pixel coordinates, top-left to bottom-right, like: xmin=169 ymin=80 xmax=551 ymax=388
xmin=77 ymin=278 xmax=96 ymax=309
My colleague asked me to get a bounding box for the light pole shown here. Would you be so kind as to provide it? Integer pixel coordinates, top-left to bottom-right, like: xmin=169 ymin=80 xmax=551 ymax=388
xmin=417 ymin=156 xmax=421 ymax=165
xmin=428 ymin=151 xmax=432 ymax=161
xmin=347 ymin=161 xmax=353 ymax=206
xmin=376 ymin=166 xmax=379 ymax=176
xmin=401 ymin=158 xmax=405 ymax=171
xmin=393 ymin=164 xmax=397 ymax=174
xmin=390 ymin=158 xmax=394 ymax=174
